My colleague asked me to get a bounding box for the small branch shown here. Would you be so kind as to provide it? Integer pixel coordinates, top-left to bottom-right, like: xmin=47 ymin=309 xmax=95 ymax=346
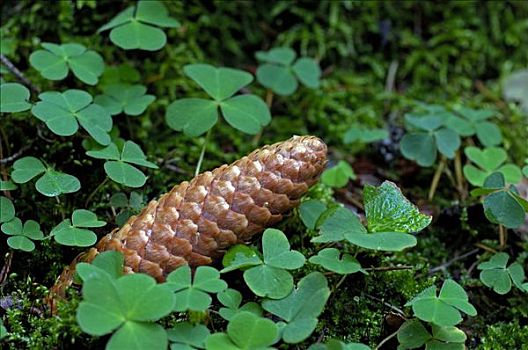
xmin=265 ymin=89 xmax=274 ymax=107
xmin=333 ymin=274 xmax=348 ymax=292
xmin=385 ymin=60 xmax=399 ymax=93
xmin=364 ymin=293 xmax=406 ymax=316
xmin=428 ymin=156 xmax=446 ymax=201
xmin=84 ymin=177 xmax=109 ymax=207
xmin=474 ymin=242 xmax=497 ymax=253
xmin=0 ymin=144 xmax=30 ymax=164
xmin=428 ymin=248 xmax=479 ymax=274
xmin=0 ymin=54 xmax=40 ymax=93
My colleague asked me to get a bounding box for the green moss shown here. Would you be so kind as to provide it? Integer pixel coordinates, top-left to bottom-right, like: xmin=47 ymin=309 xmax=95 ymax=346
xmin=477 ymin=321 xmax=528 ymax=350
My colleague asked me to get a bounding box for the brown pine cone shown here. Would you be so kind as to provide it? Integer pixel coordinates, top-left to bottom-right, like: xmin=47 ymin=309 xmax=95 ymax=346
xmin=51 ymin=135 xmax=327 ymax=297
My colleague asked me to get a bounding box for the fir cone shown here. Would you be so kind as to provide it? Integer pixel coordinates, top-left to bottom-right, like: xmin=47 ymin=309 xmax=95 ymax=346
xmin=51 ymin=135 xmax=327 ymax=297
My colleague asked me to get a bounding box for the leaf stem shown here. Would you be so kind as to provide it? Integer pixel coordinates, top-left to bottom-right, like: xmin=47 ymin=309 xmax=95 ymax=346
xmin=428 ymin=156 xmax=446 ymax=201
xmin=195 ymin=128 xmax=212 ymax=177
xmin=84 ymin=177 xmax=109 ymax=207
xmin=499 ymin=225 xmax=506 ymax=249
xmin=454 ymin=150 xmax=466 ymax=200
xmin=374 ymin=329 xmax=399 ymax=350
xmin=333 ymin=274 xmax=348 ymax=292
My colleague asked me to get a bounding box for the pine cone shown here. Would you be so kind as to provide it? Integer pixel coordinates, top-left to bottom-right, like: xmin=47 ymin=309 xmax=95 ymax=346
xmin=51 ymin=135 xmax=327 ymax=297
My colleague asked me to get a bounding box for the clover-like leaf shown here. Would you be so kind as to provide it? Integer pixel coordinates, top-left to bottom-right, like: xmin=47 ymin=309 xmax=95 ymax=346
xmin=217 ymin=288 xmax=262 ymax=321
xmin=51 ymin=209 xmax=106 ymax=247
xmin=239 ymin=229 xmax=305 ymax=299
xmin=321 ymin=160 xmax=356 ymax=188
xmin=463 ymin=146 xmax=522 ymax=186
xmin=262 ymin=272 xmax=330 ymax=344
xmin=0 ymin=196 xmax=15 ymax=223
xmin=206 ymin=311 xmax=278 ymax=350
xmin=98 ymin=0 xmax=180 ymax=51
xmin=483 ymin=190 xmax=526 ymax=229
xmin=77 ymin=263 xmax=174 ymax=350
xmin=478 ymin=252 xmax=526 ymax=294
xmin=299 ymin=199 xmax=327 ymax=230
xmin=343 ymin=127 xmax=389 ymax=144
xmin=95 ymin=84 xmax=155 ymax=116
xmin=262 ymin=229 xmax=305 ymax=269
xmin=167 ymin=322 xmax=210 ymax=350
xmin=221 ymin=244 xmax=263 ymax=273
xmin=31 ymin=89 xmax=112 ymax=145
xmin=364 ymin=181 xmax=432 ymax=233
xmin=166 ymin=64 xmax=270 ymax=136
xmin=11 ymin=156 xmax=81 ymax=197
xmin=166 ymin=265 xmax=227 ymax=312
xmin=29 ymin=42 xmax=104 ymax=85
xmin=397 ymin=319 xmax=466 ymax=350
xmin=406 ymin=279 xmax=477 ymax=327
xmin=0 ymin=83 xmax=31 ymax=113
xmin=400 ymin=133 xmax=437 ymax=167
xmin=312 ymin=207 xmax=366 ymax=243
xmin=255 ymin=47 xmax=321 ymax=95
xmin=445 ymin=106 xmax=502 ymax=146
xmin=309 ymin=248 xmax=363 ymax=274
xmin=1 ymin=217 xmax=43 ymax=252
xmin=86 ymin=141 xmax=157 ymax=188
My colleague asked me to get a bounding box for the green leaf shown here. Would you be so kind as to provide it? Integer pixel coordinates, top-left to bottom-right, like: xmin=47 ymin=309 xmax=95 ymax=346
xmin=51 ymin=219 xmax=97 ymax=247
xmin=262 ymin=229 xmax=305 ymax=270
xmin=299 ymin=200 xmax=327 ymax=230
xmin=262 ymin=272 xmax=330 ymax=343
xmin=345 ymin=231 xmax=417 ymax=251
xmin=29 ymin=42 xmax=104 ymax=85
xmin=0 ymin=196 xmax=15 ymax=223
xmin=243 ymin=264 xmax=294 ymax=299
xmin=167 ymin=322 xmax=210 ymax=349
xmin=397 ymin=319 xmax=431 ymax=349
xmin=463 ymin=146 xmax=522 ymax=186
xmin=91 ymin=251 xmax=124 ymax=280
xmin=256 ymin=63 xmax=297 ymax=96
xmin=218 ymin=288 xmax=262 ymax=321
xmin=121 ymin=141 xmax=158 ymax=168
xmin=95 ymin=84 xmax=155 ymax=116
xmin=165 ymin=98 xmax=218 ymax=137
xmin=343 ymin=127 xmax=389 ymax=144
xmin=483 ymin=191 xmax=525 ymax=228
xmin=434 ymin=128 xmax=460 ymax=159
xmin=220 ymin=94 xmax=271 ymax=135
xmin=321 ymin=160 xmax=356 ymax=188
xmin=221 ymin=244 xmax=262 ymax=273
xmin=107 ymin=322 xmax=167 ymax=350
xmin=405 ymin=114 xmax=445 ymax=131
xmin=478 ymin=252 xmax=526 ymax=294
xmin=406 ymin=280 xmax=476 ymax=327
xmin=31 ymin=89 xmax=112 ymax=145
xmin=11 ymin=157 xmax=46 ymax=183
xmin=400 ymin=133 xmax=437 ymax=167
xmin=475 ymin=122 xmax=502 ymax=147
xmin=0 ymin=180 xmax=17 ymax=191
xmin=100 ymin=1 xmax=179 ymax=51
xmin=166 ymin=265 xmax=227 ymax=312
xmin=184 ymin=64 xmax=253 ymax=101
xmin=1 ymin=217 xmax=22 ymax=235
xmin=363 ymin=181 xmax=432 ymax=233
xmin=292 ymin=58 xmax=321 ymax=88
xmin=206 ymin=311 xmax=278 ymax=350
xmin=72 ymin=209 xmax=106 ymax=228
xmin=0 ymin=83 xmax=31 ymax=113
xmin=309 ymin=248 xmax=363 ymax=274
xmin=104 ymin=161 xmax=147 ymax=188
xmin=312 ymin=207 xmax=366 ymax=243
xmin=86 ymin=143 xmax=121 ymax=160
xmin=256 ymin=47 xmax=296 ymax=65
xmin=35 ymin=170 xmax=81 ymax=197
xmin=7 ymin=236 xmax=35 ymax=252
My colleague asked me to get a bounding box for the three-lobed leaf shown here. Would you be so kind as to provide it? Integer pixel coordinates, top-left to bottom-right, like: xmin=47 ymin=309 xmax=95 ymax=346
xmin=478 ymin=253 xmax=526 ymax=294
xmin=95 ymin=84 xmax=155 ymax=116
xmin=51 ymin=209 xmax=106 ymax=247
xmin=309 ymin=248 xmax=363 ymax=274
xmin=321 ymin=160 xmax=356 ymax=188
xmin=463 ymin=146 xmax=522 ymax=187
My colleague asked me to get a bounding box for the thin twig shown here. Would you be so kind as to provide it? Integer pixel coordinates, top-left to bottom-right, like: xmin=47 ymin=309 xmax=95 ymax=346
xmin=195 ymin=128 xmax=212 ymax=177
xmin=454 ymin=150 xmax=466 ymax=200
xmin=499 ymin=225 xmax=507 ymax=249
xmin=474 ymin=242 xmax=497 ymax=253
xmin=428 ymin=248 xmax=479 ymax=274
xmin=0 ymin=144 xmax=30 ymax=164
xmin=364 ymin=293 xmax=406 ymax=316
xmin=0 ymin=54 xmax=40 ymax=93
